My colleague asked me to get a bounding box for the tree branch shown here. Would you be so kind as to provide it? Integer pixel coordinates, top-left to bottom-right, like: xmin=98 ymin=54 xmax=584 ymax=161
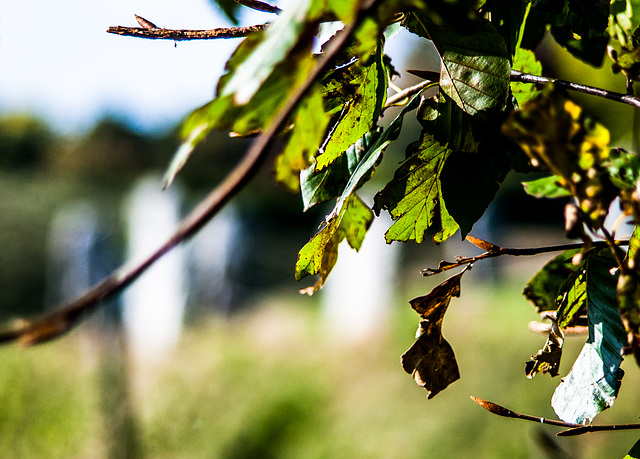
xmin=510 ymin=70 xmax=640 ymax=109
xmin=421 ymin=237 xmax=629 ymax=277
xmin=107 ymin=22 xmax=267 ymax=41
xmin=0 ymin=2 xmax=382 ymax=347
xmin=471 ymin=396 xmax=640 ymax=437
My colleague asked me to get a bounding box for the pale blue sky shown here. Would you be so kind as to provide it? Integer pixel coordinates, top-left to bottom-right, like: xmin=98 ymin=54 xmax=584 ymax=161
xmin=0 ymin=0 xmax=245 ymax=133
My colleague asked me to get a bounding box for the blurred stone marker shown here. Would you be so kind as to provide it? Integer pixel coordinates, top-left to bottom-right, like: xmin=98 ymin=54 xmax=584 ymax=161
xmin=321 ymin=211 xmax=400 ymax=342
xmin=122 ymin=175 xmax=186 ymax=359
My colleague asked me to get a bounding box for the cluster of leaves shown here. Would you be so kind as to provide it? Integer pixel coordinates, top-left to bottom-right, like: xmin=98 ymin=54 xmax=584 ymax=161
xmin=163 ymin=0 xmax=640 ymax=454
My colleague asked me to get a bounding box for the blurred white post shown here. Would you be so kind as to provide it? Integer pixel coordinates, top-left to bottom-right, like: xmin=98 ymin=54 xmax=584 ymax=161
xmin=122 ymin=175 xmax=186 ymax=360
xmin=321 ymin=211 xmax=400 ymax=342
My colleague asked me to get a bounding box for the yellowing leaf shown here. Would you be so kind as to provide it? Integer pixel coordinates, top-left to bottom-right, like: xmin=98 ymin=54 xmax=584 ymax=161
xmin=295 ymin=194 xmax=373 ymax=294
xmin=275 ymin=86 xmax=329 ymax=192
xmin=314 ymin=42 xmax=387 ymax=171
xmin=511 ymin=48 xmax=543 ymax=106
xmin=502 ymin=86 xmax=616 ymax=228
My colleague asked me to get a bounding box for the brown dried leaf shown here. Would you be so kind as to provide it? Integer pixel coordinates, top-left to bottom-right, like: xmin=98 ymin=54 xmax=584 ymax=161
xmin=401 ymin=271 xmax=463 ymax=398
xmin=466 ymin=235 xmax=501 ymax=253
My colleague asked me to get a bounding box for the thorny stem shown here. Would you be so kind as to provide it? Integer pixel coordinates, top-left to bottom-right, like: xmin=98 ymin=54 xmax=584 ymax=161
xmin=422 ymin=238 xmax=630 ymax=276
xmin=0 ymin=0 xmax=383 ymax=346
xmin=471 ymin=396 xmax=640 ymax=437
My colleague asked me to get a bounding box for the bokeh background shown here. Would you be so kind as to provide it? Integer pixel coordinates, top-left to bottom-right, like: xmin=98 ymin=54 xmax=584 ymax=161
xmin=1 ymin=1 xmax=639 ymax=458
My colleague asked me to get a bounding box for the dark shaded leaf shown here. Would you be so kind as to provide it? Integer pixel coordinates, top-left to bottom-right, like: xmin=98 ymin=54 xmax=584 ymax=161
xmin=502 ymin=86 xmax=616 ymax=228
xmin=525 ymin=319 xmax=564 ymax=378
xmin=401 ymin=270 xmax=465 ymax=398
xmin=552 ymin=253 xmax=627 ymax=424
xmin=483 ymin=0 xmax=529 ymax=56
xmin=624 ymin=437 xmax=640 ymax=459
xmin=403 ymin=11 xmax=510 ymax=115
xmin=523 ymin=249 xmax=583 ymax=312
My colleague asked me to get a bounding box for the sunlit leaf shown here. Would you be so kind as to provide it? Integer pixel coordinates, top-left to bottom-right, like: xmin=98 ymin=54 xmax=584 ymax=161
xmin=373 ymin=136 xmax=459 ymax=243
xmin=522 ymin=175 xmax=572 ymax=199
xmin=511 ymin=48 xmax=543 ymax=106
xmin=401 ymin=270 xmax=465 ymax=398
xmin=164 ymin=2 xmax=318 ymax=188
xmin=221 ymin=0 xmax=317 ymax=105
xmin=552 ymin=253 xmax=627 ymax=424
xmin=618 ymin=226 xmax=640 ymax=352
xmin=275 ymin=86 xmax=329 ymax=192
xmin=403 ymin=11 xmax=510 ymax=115
xmin=314 ymin=41 xmax=387 ymax=171
xmin=295 ymin=193 xmax=373 ymax=293
xmin=302 ymin=92 xmax=423 ymax=210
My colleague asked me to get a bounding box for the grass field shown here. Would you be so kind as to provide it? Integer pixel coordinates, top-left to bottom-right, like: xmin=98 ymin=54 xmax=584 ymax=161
xmin=0 ymin=271 xmax=639 ymax=458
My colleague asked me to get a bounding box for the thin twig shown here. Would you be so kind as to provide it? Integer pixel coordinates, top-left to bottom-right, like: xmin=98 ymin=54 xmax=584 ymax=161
xmin=383 ymin=79 xmax=436 ymax=109
xmin=510 ymin=70 xmax=640 ymax=109
xmin=107 ymin=23 xmax=267 ymax=41
xmin=234 ymin=0 xmax=281 ymax=14
xmin=471 ymin=396 xmax=640 ymax=437
xmin=0 ymin=0 xmax=381 ymax=347
xmin=421 ymin=238 xmax=629 ymax=276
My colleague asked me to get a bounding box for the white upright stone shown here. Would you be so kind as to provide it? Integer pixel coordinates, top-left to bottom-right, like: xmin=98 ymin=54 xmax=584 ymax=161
xmin=122 ymin=175 xmax=186 ymax=359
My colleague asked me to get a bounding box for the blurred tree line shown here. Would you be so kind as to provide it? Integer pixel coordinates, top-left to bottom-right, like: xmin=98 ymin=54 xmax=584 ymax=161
xmin=0 ymin=114 xmax=325 ymax=320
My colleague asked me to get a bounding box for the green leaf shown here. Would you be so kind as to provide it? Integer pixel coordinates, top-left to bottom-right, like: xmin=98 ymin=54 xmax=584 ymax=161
xmin=401 ymin=270 xmax=465 ymax=398
xmin=618 ymin=226 xmax=640 ymax=340
xmin=603 ymin=148 xmax=640 ymax=191
xmin=522 ymin=175 xmax=573 ymax=198
xmin=221 ymin=0 xmax=316 ymax=105
xmin=551 ymin=253 xmax=627 ymax=424
xmin=484 ymin=0 xmax=529 ymax=56
xmin=301 ymin=92 xmax=423 ymax=210
xmin=511 ymin=48 xmax=543 ymax=107
xmin=301 ymin=130 xmax=380 ymax=210
xmin=403 ymin=12 xmax=511 ymax=115
xmin=295 ymin=193 xmax=373 ymax=293
xmin=164 ymin=1 xmax=318 ymax=188
xmin=274 ymin=86 xmax=330 ymax=192
xmin=523 ymin=248 xmax=583 ymax=312
xmin=624 ymin=437 xmax=640 ymax=459
xmin=373 ymin=136 xmax=459 ymax=243
xmin=531 ymin=0 xmax=610 ymax=66
xmin=210 ymin=0 xmax=240 ymax=25
xmin=314 ymin=41 xmax=388 ymax=171
xmin=502 ymin=86 xmax=616 ymax=228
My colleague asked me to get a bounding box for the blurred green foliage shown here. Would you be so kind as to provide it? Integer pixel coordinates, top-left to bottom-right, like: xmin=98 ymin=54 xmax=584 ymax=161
xmin=0 ymin=282 xmax=638 ymax=458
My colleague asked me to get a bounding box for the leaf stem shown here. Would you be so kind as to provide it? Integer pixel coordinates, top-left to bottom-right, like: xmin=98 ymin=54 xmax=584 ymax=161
xmin=510 ymin=70 xmax=640 ymax=109
xmin=0 ymin=0 xmax=383 ymax=346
